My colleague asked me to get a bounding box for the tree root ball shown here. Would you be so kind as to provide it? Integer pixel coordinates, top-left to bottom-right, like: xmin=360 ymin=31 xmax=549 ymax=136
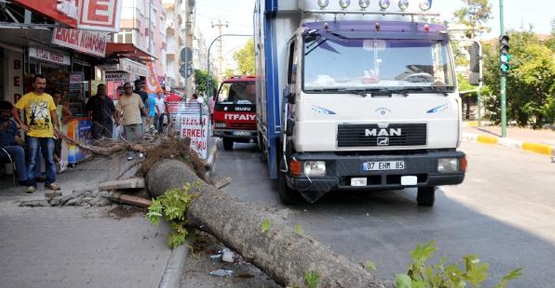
xmin=146 ymin=159 xmax=200 ymax=198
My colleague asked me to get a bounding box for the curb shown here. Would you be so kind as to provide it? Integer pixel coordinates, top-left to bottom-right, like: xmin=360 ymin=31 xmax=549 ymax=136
xmin=206 ymin=137 xmax=220 ymax=173
xmin=158 ymin=137 xmax=220 ymax=288
xmin=158 ymin=243 xmax=190 ymax=288
xmin=462 ymin=132 xmax=555 ymax=156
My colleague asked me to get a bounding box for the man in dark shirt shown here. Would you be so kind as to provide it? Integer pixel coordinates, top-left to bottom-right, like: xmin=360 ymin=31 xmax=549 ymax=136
xmin=85 ymin=83 xmax=116 ymax=139
xmin=133 ymin=79 xmax=148 ymax=133
xmin=133 ymin=79 xmax=148 ymax=104
xmin=0 ymin=100 xmax=29 ymax=186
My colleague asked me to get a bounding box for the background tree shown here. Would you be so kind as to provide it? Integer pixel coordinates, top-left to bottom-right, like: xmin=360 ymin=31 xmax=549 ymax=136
xmin=193 ymin=69 xmax=218 ymax=96
xmin=453 ymin=0 xmax=493 ymax=38
xmin=224 ymin=68 xmax=235 ymax=78
xmin=233 ymin=38 xmax=255 ymax=75
xmin=545 ymin=19 xmax=555 ymax=51
xmin=481 ymin=30 xmax=555 ymax=127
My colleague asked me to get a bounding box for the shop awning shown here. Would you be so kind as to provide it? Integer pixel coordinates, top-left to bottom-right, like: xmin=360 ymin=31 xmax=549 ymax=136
xmin=105 ymin=43 xmax=157 ymax=62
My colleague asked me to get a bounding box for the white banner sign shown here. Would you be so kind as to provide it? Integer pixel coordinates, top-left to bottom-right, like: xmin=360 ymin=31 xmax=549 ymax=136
xmin=52 ymin=27 xmax=108 ymax=57
xmin=28 ymin=47 xmax=71 ymax=66
xmin=105 ymin=72 xmax=129 ymax=81
xmin=119 ymin=58 xmax=149 ymax=77
xmin=179 ymin=108 xmax=210 ymax=159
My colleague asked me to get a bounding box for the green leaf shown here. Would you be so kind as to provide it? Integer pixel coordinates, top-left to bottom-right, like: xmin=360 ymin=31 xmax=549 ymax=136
xmin=294 ymin=224 xmax=304 ymax=235
xmin=304 ymin=271 xmax=320 ymax=288
xmin=395 ymin=274 xmax=412 ymax=288
xmin=364 ymin=260 xmax=376 ymax=271
xmin=260 ymin=219 xmax=271 ymax=234
xmin=494 ymin=268 xmax=523 ymax=288
xmin=167 ymin=231 xmax=186 ymax=248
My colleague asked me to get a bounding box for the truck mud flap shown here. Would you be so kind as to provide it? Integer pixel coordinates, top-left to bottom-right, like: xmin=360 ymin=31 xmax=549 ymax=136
xmin=296 ymin=181 xmax=335 ymax=203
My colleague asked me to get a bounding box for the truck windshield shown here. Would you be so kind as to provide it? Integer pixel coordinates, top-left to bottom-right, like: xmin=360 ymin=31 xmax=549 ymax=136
xmin=217 ymin=82 xmax=256 ymax=104
xmin=303 ymin=37 xmax=456 ymax=92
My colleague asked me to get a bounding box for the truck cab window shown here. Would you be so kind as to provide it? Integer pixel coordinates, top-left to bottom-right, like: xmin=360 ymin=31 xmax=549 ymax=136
xmin=303 ymin=37 xmax=455 ymax=92
xmin=218 ymin=82 xmax=256 ymax=104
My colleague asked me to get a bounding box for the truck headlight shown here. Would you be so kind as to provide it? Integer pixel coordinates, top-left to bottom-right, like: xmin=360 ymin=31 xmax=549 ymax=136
xmin=438 ymin=158 xmax=459 ymax=173
xmin=304 ymin=161 xmax=326 ymax=176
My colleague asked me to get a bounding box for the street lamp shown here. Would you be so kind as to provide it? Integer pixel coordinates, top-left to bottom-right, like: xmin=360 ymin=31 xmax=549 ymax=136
xmin=206 ymin=34 xmax=251 ymax=99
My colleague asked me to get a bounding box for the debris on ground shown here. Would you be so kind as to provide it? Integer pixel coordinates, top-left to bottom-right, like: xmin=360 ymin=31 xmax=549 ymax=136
xmin=209 ymin=269 xmax=234 ymax=277
xmin=19 ymin=189 xmax=112 ymax=208
xmin=181 ymin=231 xmax=282 ymax=288
xmin=107 ymin=205 xmax=146 ymax=219
xmin=108 ymin=192 xmax=152 ymax=207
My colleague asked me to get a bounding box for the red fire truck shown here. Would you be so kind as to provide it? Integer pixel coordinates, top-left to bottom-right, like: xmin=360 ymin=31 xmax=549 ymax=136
xmin=212 ymin=76 xmax=257 ymax=150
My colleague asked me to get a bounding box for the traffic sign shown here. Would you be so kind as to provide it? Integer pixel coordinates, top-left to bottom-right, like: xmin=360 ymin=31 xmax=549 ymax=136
xmin=180 ymin=47 xmax=192 ymax=62
xmin=180 ymin=63 xmax=193 ymax=78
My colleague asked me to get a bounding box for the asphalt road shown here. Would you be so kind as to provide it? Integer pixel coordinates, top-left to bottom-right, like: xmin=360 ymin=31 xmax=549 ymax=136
xmin=214 ymin=141 xmax=555 ymax=288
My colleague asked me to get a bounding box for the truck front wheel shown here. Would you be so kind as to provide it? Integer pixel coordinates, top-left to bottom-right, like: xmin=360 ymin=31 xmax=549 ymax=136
xmin=223 ymin=138 xmax=233 ymax=151
xmin=417 ymin=186 xmax=436 ymax=206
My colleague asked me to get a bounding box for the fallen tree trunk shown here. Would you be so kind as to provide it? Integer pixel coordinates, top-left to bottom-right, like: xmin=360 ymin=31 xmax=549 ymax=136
xmin=147 ymin=159 xmax=394 ymax=288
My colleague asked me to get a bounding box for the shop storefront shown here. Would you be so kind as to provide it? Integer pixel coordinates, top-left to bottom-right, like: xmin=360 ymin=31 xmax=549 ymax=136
xmin=101 ymin=57 xmax=149 ymax=100
xmin=0 ymin=43 xmax=25 ymax=104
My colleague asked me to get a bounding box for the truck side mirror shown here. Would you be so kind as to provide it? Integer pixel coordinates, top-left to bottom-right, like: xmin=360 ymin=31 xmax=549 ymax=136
xmin=283 ymin=86 xmax=295 ymax=104
xmin=469 ymin=41 xmax=482 ymax=86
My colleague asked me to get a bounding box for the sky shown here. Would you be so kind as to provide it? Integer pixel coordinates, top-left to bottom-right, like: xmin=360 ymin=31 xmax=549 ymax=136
xmin=194 ymin=0 xmax=554 ymax=71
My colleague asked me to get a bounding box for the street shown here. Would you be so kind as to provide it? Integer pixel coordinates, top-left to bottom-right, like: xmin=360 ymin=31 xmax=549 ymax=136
xmin=214 ymin=141 xmax=555 ymax=287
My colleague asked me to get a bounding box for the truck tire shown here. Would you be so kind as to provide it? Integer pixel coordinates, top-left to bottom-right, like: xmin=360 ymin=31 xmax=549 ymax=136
xmin=223 ymin=138 xmax=233 ymax=151
xmin=278 ymin=161 xmax=304 ymax=205
xmin=417 ymin=186 xmax=436 ymax=206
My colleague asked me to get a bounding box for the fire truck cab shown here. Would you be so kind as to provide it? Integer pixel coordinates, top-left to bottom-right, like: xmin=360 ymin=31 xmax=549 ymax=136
xmin=212 ymin=76 xmax=258 ymax=150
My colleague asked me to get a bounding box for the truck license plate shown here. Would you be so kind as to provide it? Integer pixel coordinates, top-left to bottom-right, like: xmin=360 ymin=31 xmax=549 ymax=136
xmin=362 ymin=161 xmax=405 ymax=171
xmin=233 ymin=131 xmax=250 ymax=136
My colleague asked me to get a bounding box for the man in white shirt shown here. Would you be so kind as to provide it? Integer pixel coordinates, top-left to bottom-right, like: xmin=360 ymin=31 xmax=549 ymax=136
xmin=154 ymin=91 xmax=167 ymax=133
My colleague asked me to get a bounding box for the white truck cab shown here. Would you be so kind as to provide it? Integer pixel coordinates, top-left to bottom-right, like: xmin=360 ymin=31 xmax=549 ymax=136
xmin=255 ymin=0 xmax=466 ymax=206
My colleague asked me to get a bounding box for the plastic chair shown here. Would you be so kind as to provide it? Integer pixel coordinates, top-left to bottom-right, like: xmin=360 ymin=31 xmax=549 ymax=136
xmin=0 ymin=147 xmax=17 ymax=187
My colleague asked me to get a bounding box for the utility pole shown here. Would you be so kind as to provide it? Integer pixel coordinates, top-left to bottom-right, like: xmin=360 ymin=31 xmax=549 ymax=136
xmin=184 ymin=0 xmax=195 ymax=97
xmin=211 ymin=19 xmax=228 ymax=80
xmin=499 ymin=0 xmax=507 ymax=137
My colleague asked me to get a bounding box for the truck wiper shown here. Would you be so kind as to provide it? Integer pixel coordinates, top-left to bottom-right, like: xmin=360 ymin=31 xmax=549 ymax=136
xmin=383 ymin=87 xmax=453 ymax=97
xmin=307 ymin=88 xmax=392 ymax=97
xmin=305 ymin=38 xmax=328 ymax=56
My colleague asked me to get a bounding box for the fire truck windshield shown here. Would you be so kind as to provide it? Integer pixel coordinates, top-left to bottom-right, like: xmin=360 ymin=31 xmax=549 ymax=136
xmin=217 ymin=82 xmax=256 ymax=104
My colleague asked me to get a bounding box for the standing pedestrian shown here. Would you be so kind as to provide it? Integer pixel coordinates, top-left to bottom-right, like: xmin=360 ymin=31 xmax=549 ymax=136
xmin=146 ymin=93 xmax=156 ymax=133
xmin=114 ymin=82 xmax=148 ymax=161
xmin=86 ymin=83 xmax=116 ymax=139
xmin=52 ymin=90 xmax=72 ymax=173
xmin=12 ymin=74 xmax=62 ymax=193
xmin=154 ymin=91 xmax=167 ymax=133
xmin=133 ymin=79 xmax=148 ymax=132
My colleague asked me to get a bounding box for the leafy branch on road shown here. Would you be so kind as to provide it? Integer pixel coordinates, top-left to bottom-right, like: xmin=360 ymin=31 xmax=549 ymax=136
xmin=146 ymin=181 xmax=200 ymax=248
xmin=395 ymin=240 xmax=522 ymax=288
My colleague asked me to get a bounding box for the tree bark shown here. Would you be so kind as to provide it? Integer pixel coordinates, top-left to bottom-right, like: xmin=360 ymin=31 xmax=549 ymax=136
xmin=146 ymin=159 xmax=395 ymax=288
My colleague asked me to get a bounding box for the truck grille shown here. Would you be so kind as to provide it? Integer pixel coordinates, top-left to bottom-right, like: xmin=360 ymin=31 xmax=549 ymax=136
xmin=337 ymin=123 xmax=427 ymax=147
xmin=230 ymin=122 xmax=257 ymax=130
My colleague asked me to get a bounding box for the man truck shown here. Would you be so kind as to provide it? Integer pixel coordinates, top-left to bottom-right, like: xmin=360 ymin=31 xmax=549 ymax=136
xmin=254 ymin=0 xmax=467 ymax=206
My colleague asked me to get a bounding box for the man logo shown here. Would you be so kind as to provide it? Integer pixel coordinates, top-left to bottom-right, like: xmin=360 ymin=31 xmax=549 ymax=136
xmin=365 ymin=128 xmax=402 ymax=137
xmin=377 ymin=137 xmax=389 ymax=146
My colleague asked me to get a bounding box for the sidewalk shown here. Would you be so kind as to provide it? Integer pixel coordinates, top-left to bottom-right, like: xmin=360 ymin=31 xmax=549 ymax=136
xmin=462 ymin=122 xmax=555 ymax=157
xmin=0 ymin=154 xmax=173 ymax=288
